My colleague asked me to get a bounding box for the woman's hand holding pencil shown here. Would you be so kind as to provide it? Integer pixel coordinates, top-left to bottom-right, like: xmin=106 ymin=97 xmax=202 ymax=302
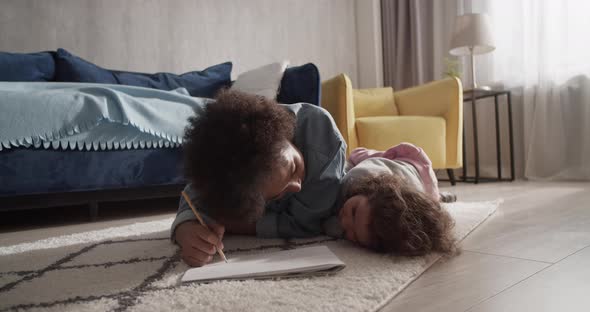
xmin=175 ymin=191 xmax=227 ymax=267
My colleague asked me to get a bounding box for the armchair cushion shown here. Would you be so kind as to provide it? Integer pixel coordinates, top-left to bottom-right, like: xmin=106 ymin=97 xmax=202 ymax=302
xmin=353 ymin=87 xmax=398 ymax=118
xmin=355 ymin=116 xmax=446 ymax=168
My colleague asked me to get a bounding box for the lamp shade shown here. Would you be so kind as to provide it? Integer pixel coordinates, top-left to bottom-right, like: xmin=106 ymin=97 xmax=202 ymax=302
xmin=449 ymin=13 xmax=495 ymax=56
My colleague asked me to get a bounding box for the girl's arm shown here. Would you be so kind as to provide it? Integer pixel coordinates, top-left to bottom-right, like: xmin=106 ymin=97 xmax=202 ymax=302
xmin=349 ymin=147 xmax=384 ymax=166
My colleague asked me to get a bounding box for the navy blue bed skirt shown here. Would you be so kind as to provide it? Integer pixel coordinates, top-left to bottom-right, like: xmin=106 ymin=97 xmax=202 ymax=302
xmin=0 ymin=147 xmax=185 ymax=196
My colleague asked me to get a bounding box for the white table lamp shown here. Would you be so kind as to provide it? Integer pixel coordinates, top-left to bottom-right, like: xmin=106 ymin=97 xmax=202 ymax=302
xmin=449 ymin=13 xmax=495 ymax=91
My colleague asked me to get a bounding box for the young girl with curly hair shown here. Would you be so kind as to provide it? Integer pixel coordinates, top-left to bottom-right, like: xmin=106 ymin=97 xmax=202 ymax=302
xmin=324 ymin=143 xmax=458 ymax=256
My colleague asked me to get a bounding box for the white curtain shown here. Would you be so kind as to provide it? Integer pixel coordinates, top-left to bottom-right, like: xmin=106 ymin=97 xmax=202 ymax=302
xmin=452 ymin=0 xmax=590 ymax=180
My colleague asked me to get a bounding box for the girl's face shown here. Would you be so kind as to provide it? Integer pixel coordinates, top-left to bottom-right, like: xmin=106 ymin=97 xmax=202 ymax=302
xmin=339 ymin=195 xmax=375 ymax=248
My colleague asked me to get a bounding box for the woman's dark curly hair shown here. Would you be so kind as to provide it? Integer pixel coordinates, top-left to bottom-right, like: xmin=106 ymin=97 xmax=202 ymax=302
xmin=342 ymin=173 xmax=457 ymax=256
xmin=183 ymin=89 xmax=296 ymax=221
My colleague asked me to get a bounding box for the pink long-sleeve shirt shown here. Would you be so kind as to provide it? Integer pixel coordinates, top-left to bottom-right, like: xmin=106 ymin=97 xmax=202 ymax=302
xmin=348 ymin=143 xmax=440 ymax=201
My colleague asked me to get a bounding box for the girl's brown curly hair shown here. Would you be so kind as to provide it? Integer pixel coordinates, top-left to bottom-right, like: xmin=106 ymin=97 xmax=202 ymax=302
xmin=342 ymin=173 xmax=457 ymax=256
xmin=183 ymin=89 xmax=296 ymax=222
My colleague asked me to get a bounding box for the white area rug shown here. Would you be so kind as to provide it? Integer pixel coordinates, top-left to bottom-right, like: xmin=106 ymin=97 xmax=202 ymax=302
xmin=0 ymin=201 xmax=499 ymax=312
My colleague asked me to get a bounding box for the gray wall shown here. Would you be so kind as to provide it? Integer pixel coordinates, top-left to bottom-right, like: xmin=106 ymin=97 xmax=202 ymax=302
xmin=355 ymin=0 xmax=383 ymax=88
xmin=0 ymin=0 xmax=358 ymax=82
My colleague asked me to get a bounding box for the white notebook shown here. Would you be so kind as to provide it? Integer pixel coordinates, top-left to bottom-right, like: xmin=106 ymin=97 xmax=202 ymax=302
xmin=181 ymin=245 xmax=345 ymax=283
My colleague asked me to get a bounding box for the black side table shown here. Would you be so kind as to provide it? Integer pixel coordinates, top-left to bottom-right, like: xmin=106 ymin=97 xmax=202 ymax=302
xmin=462 ymin=89 xmax=515 ymax=183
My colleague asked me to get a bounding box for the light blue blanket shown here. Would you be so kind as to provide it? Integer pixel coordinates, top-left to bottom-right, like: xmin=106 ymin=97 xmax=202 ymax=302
xmin=0 ymin=82 xmax=211 ymax=151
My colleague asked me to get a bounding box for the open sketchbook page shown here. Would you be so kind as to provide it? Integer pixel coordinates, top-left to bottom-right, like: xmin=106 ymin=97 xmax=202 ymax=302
xmin=181 ymin=245 xmax=345 ymax=283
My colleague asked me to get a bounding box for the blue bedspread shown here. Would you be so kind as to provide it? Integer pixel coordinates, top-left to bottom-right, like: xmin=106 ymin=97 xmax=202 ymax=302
xmin=0 ymin=82 xmax=209 ymax=151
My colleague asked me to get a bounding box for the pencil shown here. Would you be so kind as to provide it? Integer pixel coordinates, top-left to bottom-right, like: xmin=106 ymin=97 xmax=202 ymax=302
xmin=181 ymin=191 xmax=228 ymax=263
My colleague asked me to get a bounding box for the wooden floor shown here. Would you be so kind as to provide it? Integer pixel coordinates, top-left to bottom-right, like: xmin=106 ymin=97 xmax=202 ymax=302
xmin=2 ymin=181 xmax=590 ymax=311
xmin=383 ymin=181 xmax=590 ymax=312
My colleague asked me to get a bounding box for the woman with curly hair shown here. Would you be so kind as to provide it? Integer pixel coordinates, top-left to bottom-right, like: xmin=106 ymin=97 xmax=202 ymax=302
xmin=324 ymin=143 xmax=458 ymax=256
xmin=172 ymin=90 xmax=346 ymax=267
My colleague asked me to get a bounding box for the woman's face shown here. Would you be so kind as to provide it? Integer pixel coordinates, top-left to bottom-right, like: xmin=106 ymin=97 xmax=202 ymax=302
xmin=261 ymin=141 xmax=306 ymax=202
xmin=339 ymin=195 xmax=375 ymax=248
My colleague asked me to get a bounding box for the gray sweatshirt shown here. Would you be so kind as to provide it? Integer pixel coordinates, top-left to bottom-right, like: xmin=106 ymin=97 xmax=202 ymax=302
xmin=171 ymin=103 xmax=347 ymax=239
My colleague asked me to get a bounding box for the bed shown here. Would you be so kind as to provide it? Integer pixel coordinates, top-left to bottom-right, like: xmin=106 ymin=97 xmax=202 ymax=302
xmin=0 ymin=50 xmax=321 ymax=218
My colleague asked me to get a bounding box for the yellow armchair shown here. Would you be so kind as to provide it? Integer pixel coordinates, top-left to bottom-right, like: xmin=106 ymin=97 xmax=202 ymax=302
xmin=321 ymin=74 xmax=463 ymax=183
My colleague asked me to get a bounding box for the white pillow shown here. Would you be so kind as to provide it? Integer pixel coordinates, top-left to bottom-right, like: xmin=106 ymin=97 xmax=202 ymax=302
xmin=231 ymin=61 xmax=289 ymax=99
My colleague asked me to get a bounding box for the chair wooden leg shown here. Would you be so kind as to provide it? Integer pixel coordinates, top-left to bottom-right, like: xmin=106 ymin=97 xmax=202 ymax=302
xmin=447 ymin=169 xmax=456 ymax=186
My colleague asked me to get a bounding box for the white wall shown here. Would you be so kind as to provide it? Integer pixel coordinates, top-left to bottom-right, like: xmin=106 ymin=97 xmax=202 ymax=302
xmin=0 ymin=0 xmax=358 ymax=83
xmin=354 ymin=0 xmax=384 ymax=88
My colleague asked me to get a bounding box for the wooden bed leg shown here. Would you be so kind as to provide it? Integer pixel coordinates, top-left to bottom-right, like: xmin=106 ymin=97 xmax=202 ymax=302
xmin=89 ymin=201 xmax=99 ymax=222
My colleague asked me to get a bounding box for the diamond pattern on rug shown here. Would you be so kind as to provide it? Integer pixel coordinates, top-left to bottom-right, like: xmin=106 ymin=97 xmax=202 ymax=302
xmin=0 ymin=260 xmax=164 ymax=310
xmin=65 ymin=239 xmax=175 ymax=267
xmin=0 ymin=234 xmax=300 ymax=312
xmin=0 ymin=244 xmax=85 ymax=273
xmin=0 ymin=201 xmax=499 ymax=312
xmin=146 ymin=261 xmax=187 ymax=289
xmin=0 ymin=273 xmax=22 ymax=290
